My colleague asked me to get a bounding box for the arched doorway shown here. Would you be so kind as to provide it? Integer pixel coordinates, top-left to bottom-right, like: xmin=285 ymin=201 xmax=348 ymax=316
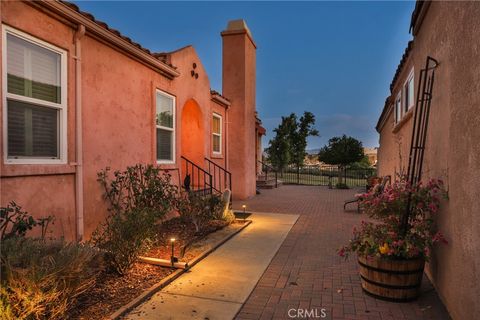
xmin=181 ymin=99 xmax=205 ymax=188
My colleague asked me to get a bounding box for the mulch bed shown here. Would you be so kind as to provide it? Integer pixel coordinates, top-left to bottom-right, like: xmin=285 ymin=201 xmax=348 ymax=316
xmin=69 ymin=262 xmax=174 ymax=320
xmin=68 ymin=217 xmax=244 ymax=319
xmin=147 ymin=217 xmax=230 ymax=261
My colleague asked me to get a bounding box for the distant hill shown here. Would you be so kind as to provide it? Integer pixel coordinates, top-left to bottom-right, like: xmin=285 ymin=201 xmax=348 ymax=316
xmin=306 ymin=148 xmax=320 ymax=155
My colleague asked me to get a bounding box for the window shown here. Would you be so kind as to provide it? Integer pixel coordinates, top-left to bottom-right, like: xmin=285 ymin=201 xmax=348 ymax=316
xmin=156 ymin=90 xmax=175 ymax=163
xmin=394 ymin=93 xmax=402 ymax=124
xmin=404 ymin=69 xmax=414 ymax=112
xmin=3 ymin=26 xmax=67 ymax=164
xmin=212 ymin=114 xmax=222 ymax=154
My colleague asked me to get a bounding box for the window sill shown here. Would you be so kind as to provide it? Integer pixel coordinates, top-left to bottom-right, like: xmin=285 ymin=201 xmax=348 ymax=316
xmin=211 ymin=153 xmax=223 ymax=159
xmin=392 ymin=108 xmax=414 ymax=133
xmin=1 ymin=163 xmax=76 ymax=178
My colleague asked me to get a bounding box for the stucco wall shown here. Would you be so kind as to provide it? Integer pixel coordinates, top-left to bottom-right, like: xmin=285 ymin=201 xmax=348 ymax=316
xmin=377 ymin=2 xmax=480 ymax=319
xmin=1 ymin=2 xmax=244 ymax=240
xmin=0 ymin=1 xmax=78 ymax=239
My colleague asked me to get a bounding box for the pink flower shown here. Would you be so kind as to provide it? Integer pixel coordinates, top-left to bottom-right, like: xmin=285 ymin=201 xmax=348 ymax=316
xmin=428 ymin=203 xmax=438 ymax=213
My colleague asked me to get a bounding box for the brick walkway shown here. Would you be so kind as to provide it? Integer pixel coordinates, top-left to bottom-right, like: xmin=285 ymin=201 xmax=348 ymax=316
xmin=233 ymin=186 xmax=450 ymax=320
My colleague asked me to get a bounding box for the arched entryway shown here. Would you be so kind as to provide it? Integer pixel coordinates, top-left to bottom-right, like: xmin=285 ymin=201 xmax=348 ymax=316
xmin=181 ymin=99 xmax=205 ymax=189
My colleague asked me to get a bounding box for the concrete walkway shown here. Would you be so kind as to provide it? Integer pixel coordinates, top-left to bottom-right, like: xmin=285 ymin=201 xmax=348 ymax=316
xmin=124 ymin=212 xmax=299 ymax=320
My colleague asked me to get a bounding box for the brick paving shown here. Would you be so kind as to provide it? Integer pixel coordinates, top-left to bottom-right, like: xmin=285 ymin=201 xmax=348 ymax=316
xmin=233 ymin=186 xmax=450 ymax=320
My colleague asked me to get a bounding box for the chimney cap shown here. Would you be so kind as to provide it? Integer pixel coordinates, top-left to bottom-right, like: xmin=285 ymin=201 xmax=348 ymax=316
xmin=226 ymin=19 xmax=251 ymax=32
xmin=222 ymin=19 xmax=256 ymax=47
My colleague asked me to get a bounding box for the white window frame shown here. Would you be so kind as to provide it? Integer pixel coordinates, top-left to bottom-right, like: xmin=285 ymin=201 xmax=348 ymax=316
xmin=155 ymin=89 xmax=176 ymax=164
xmin=404 ymin=68 xmax=415 ymax=112
xmin=2 ymin=25 xmax=68 ymax=165
xmin=394 ymin=92 xmax=402 ymax=124
xmin=212 ymin=113 xmax=222 ymax=155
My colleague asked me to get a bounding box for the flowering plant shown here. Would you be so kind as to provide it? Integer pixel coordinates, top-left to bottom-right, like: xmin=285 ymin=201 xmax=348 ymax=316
xmin=339 ymin=178 xmax=448 ymax=260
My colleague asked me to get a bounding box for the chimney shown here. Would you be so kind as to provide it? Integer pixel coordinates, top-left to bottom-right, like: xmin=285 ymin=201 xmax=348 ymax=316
xmin=221 ymin=19 xmax=257 ymax=200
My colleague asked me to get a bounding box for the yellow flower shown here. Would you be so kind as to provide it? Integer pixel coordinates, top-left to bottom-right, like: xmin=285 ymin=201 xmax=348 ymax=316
xmin=379 ymin=243 xmax=389 ymax=255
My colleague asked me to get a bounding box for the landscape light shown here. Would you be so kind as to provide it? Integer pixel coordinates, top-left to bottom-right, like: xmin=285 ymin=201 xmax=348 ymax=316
xmin=170 ymin=238 xmax=176 ymax=267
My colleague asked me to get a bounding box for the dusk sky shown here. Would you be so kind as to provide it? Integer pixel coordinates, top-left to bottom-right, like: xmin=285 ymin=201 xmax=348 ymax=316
xmin=73 ymin=1 xmax=415 ymax=150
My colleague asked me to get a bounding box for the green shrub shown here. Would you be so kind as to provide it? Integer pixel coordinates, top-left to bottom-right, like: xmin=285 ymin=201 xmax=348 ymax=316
xmin=0 ymin=238 xmax=101 ymax=320
xmin=91 ymin=208 xmax=156 ymax=275
xmin=335 ymin=182 xmax=350 ymax=189
xmin=95 ymin=164 xmax=179 ymax=275
xmin=177 ymin=193 xmax=225 ymax=233
xmin=0 ymin=202 xmax=54 ymax=240
xmin=97 ymin=164 xmax=178 ymax=217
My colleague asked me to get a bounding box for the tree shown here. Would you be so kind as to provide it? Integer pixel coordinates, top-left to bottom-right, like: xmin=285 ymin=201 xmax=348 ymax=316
xmin=290 ymin=112 xmax=319 ymax=168
xmin=265 ymin=112 xmax=319 ymax=172
xmin=265 ymin=114 xmax=295 ymax=172
xmin=318 ymin=135 xmax=365 ymax=184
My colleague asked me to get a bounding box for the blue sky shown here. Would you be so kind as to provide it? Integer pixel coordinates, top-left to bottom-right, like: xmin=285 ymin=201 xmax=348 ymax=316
xmin=73 ymin=1 xmax=414 ymax=150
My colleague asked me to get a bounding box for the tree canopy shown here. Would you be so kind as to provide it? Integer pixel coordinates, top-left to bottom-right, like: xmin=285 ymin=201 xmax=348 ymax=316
xmin=318 ymin=135 xmax=364 ymax=167
xmin=265 ymin=112 xmax=319 ymax=171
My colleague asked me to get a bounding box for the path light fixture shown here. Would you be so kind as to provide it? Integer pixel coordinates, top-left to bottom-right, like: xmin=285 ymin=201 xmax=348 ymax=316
xmin=170 ymin=238 xmax=178 ymax=267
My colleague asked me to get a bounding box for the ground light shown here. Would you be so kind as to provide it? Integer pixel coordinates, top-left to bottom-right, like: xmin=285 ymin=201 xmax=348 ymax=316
xmin=170 ymin=238 xmax=178 ymax=267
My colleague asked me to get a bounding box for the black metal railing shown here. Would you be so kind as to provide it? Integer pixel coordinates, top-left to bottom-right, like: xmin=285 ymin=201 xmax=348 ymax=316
xmin=258 ymin=160 xmax=278 ymax=188
xmin=205 ymin=158 xmax=232 ymax=194
xmin=181 ymin=156 xmax=213 ymax=195
xmin=280 ymin=165 xmax=376 ymax=188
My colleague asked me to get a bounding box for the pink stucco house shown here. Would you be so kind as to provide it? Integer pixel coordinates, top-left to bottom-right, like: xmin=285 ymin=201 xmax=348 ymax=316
xmin=0 ymin=0 xmax=264 ymax=241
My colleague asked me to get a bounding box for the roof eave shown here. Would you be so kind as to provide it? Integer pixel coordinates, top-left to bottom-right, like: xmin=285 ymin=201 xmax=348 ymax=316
xmin=211 ymin=93 xmax=231 ymax=108
xmin=33 ymin=0 xmax=180 ymax=79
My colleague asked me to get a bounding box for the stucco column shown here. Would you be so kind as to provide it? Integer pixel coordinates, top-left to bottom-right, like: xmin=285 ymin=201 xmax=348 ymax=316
xmin=221 ymin=20 xmax=257 ymax=200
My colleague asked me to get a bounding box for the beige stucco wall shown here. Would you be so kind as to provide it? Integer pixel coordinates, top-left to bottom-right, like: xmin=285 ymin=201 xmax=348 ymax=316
xmin=377 ymin=2 xmax=480 ymax=319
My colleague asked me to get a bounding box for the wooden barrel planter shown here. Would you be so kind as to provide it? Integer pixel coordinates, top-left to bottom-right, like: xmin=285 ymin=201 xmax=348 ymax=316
xmin=358 ymin=256 xmax=425 ymax=302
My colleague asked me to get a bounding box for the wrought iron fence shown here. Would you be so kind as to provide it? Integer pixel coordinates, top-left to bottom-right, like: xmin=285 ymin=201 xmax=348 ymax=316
xmin=279 ymin=165 xmax=376 ymax=188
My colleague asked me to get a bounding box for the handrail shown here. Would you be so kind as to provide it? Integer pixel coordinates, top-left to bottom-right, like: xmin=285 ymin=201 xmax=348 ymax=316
xmin=181 ymin=156 xmax=214 ymax=195
xmin=205 ymin=158 xmax=232 ymax=195
xmin=258 ymin=160 xmax=278 ymax=188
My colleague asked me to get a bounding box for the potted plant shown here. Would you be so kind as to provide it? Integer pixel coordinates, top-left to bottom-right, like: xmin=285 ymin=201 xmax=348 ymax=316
xmin=338 ymin=178 xmax=448 ymax=301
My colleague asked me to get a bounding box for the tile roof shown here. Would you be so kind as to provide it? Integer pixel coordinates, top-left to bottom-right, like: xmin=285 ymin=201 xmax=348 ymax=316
xmin=389 ymin=40 xmax=414 ymax=92
xmin=210 ymin=89 xmax=230 ymax=102
xmin=59 ymin=0 xmax=176 ymax=70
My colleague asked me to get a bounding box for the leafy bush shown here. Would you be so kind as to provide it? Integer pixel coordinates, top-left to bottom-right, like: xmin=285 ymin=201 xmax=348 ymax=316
xmin=91 ymin=208 xmax=156 ymax=275
xmin=335 ymin=182 xmax=349 ymax=189
xmin=0 ymin=202 xmax=54 ymax=240
xmin=94 ymin=164 xmax=179 ymax=275
xmin=97 ymin=164 xmax=178 ymax=217
xmin=0 ymin=238 xmax=101 ymax=320
xmin=177 ymin=193 xmax=225 ymax=233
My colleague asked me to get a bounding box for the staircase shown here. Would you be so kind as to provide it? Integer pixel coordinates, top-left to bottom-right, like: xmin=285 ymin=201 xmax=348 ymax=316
xmin=180 ymin=156 xmax=232 ymax=197
xmin=256 ymin=161 xmax=282 ymax=189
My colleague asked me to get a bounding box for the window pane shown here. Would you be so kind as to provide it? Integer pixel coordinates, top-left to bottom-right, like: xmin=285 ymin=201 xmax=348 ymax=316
xmin=157 ymin=128 xmax=172 ymax=161
xmin=395 ymin=99 xmax=401 ymax=123
xmin=7 ymin=34 xmax=61 ymax=103
xmin=408 ymin=78 xmax=415 ymax=109
xmin=156 ymin=93 xmax=173 ymax=128
xmin=8 ymin=99 xmax=58 ymax=158
xmin=213 ymin=135 xmax=221 ymax=153
xmin=213 ymin=116 xmax=221 ymax=134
